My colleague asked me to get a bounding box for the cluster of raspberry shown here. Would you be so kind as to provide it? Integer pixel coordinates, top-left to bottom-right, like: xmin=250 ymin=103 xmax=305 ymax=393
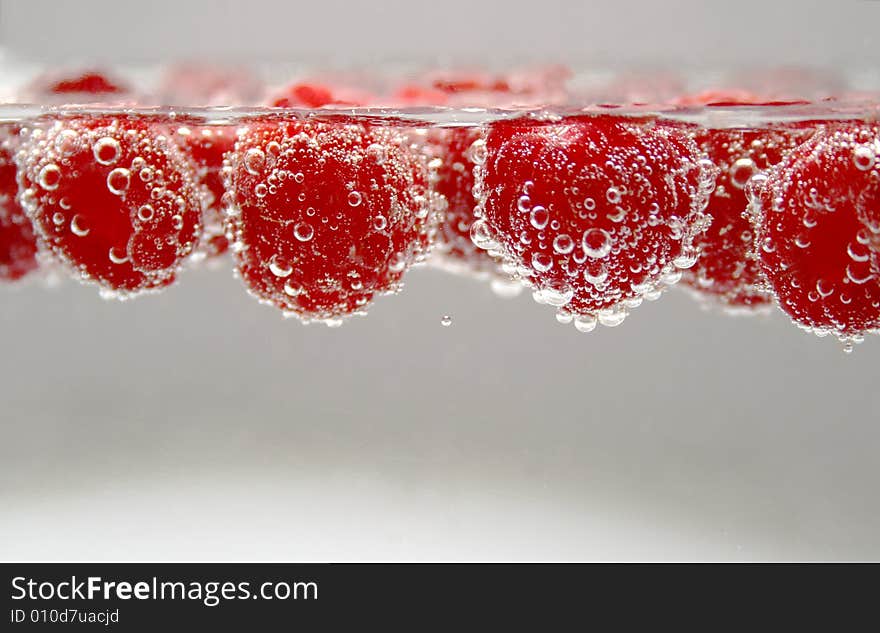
xmin=1 ymin=67 xmax=878 ymax=349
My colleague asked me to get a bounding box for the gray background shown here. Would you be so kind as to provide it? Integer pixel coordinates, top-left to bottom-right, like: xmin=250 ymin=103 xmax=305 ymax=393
xmin=1 ymin=0 xmax=879 ymax=560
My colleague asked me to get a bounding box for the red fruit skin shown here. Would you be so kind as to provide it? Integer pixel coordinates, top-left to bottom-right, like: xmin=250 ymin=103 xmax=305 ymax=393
xmin=16 ymin=116 xmax=203 ymax=298
xmin=426 ymin=126 xmax=510 ymax=280
xmin=225 ymin=118 xmax=439 ymax=323
xmin=751 ymin=123 xmax=880 ymax=341
xmin=170 ymin=125 xmax=235 ymax=259
xmin=0 ymin=127 xmax=39 ymax=281
xmin=682 ymin=124 xmax=817 ymax=310
xmin=474 ymin=115 xmax=715 ymax=328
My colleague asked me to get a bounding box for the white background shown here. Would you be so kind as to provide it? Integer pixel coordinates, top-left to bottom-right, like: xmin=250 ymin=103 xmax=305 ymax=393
xmin=1 ymin=0 xmax=879 ymax=560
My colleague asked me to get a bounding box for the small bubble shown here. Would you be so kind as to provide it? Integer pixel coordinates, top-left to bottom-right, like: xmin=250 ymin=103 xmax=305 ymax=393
xmin=582 ymin=228 xmax=611 ymax=259
xmin=106 ymin=168 xmax=131 ymax=195
xmin=348 ymin=191 xmax=363 ymax=207
xmin=293 ymin=222 xmax=314 ymax=242
xmin=137 ymin=205 xmax=154 ymax=222
xmin=606 ymin=187 xmax=621 ymax=204
xmin=466 ymin=139 xmax=487 ymax=165
xmin=853 ymin=145 xmax=876 ymax=171
xmin=730 ymin=157 xmax=757 ymax=189
xmin=70 ymin=215 xmax=89 ymax=236
xmin=268 ymin=255 xmax=293 ymax=277
xmin=244 ymin=148 xmax=266 ymax=175
xmin=38 ymin=164 xmax=61 ymax=191
xmin=108 ymin=246 xmax=129 ymax=264
xmin=93 ymin=137 xmax=121 ymax=165
xmin=553 ymin=234 xmax=575 ymax=254
xmin=440 ymin=315 xmax=453 ymax=327
xmin=573 ymin=314 xmax=597 ymax=333
xmin=532 ymin=252 xmax=553 ymax=272
xmin=529 ymin=205 xmax=549 ymax=229
xmin=373 ymin=215 xmax=388 ymax=231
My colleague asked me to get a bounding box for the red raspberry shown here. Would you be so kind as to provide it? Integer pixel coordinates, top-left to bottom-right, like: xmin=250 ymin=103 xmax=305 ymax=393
xmin=473 ymin=115 xmax=715 ymax=330
xmin=170 ymin=124 xmax=235 ymax=259
xmin=23 ymin=71 xmax=130 ymax=102
xmin=16 ymin=116 xmax=203 ymax=298
xmin=48 ymin=72 xmax=126 ymax=95
xmin=225 ymin=117 xmax=438 ymax=324
xmin=0 ymin=126 xmax=39 ymax=282
xmin=750 ymin=122 xmax=880 ymax=348
xmin=682 ymin=124 xmax=816 ymax=310
xmin=268 ymin=82 xmax=373 ymax=108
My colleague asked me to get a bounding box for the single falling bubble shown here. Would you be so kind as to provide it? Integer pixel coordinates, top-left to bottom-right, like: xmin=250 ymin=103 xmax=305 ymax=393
xmin=440 ymin=315 xmax=453 ymax=327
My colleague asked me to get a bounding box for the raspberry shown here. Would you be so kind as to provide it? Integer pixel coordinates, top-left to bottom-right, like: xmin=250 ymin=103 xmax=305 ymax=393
xmin=750 ymin=122 xmax=880 ymax=347
xmin=681 ymin=124 xmax=816 ymax=309
xmin=170 ymin=124 xmax=235 ymax=259
xmin=225 ymin=117 xmax=438 ymax=324
xmin=473 ymin=115 xmax=715 ymax=330
xmin=268 ymin=82 xmax=373 ymax=108
xmin=16 ymin=116 xmax=203 ymax=298
xmin=0 ymin=126 xmax=39 ymax=282
xmin=48 ymin=72 xmax=126 ymax=95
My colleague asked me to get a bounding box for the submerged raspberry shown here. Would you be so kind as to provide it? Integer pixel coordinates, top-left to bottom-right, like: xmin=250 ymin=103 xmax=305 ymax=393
xmin=750 ymin=122 xmax=880 ymax=346
xmin=225 ymin=117 xmax=439 ymax=324
xmin=16 ymin=116 xmax=203 ymax=298
xmin=682 ymin=124 xmax=817 ymax=310
xmin=0 ymin=126 xmax=39 ymax=281
xmin=170 ymin=124 xmax=235 ymax=259
xmin=474 ymin=115 xmax=715 ymax=330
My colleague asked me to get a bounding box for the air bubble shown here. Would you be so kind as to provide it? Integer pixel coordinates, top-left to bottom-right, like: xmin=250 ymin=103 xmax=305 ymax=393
xmin=470 ymin=219 xmax=499 ymax=250
xmin=268 ymin=255 xmax=293 ymax=277
xmin=244 ymin=148 xmax=266 ymax=175
xmin=440 ymin=315 xmax=453 ymax=327
xmin=466 ymin=139 xmax=487 ymax=165
xmin=293 ymin=222 xmax=314 ymax=242
xmin=730 ymin=157 xmax=757 ymax=189
xmin=93 ymin=137 xmax=121 ymax=165
xmin=529 ymin=205 xmax=549 ymax=229
xmin=137 ymin=205 xmax=154 ymax=222
xmin=553 ymin=234 xmax=575 ymax=254
xmin=582 ymin=228 xmax=611 ymax=259
xmin=606 ymin=187 xmax=621 ymax=204
xmin=106 ymin=168 xmax=131 ymax=195
xmin=108 ymin=247 xmax=129 ymax=264
xmin=853 ymin=145 xmax=876 ymax=171
xmin=573 ymin=314 xmax=598 ymax=333
xmin=348 ymin=191 xmax=363 ymax=207
xmin=70 ymin=215 xmax=89 ymax=237
xmin=532 ymin=252 xmax=553 ymax=272
xmin=38 ymin=164 xmax=61 ymax=191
